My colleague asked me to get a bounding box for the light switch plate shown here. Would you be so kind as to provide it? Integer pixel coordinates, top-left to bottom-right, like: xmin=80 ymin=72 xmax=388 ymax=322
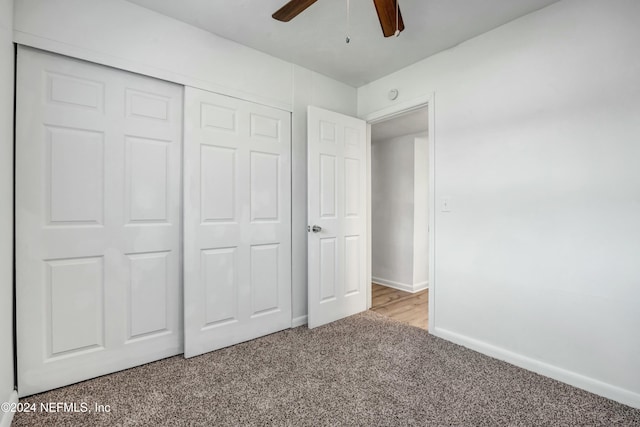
xmin=441 ymin=197 xmax=451 ymax=212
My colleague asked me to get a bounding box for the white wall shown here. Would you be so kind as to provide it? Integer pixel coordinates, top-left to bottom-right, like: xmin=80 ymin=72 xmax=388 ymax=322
xmin=0 ymin=0 xmax=16 ymax=424
xmin=371 ymin=132 xmax=428 ymax=292
xmin=372 ymin=134 xmax=415 ymax=288
xmin=413 ymin=136 xmax=429 ymax=286
xmin=14 ymin=0 xmax=293 ymax=110
xmin=359 ymin=0 xmax=640 ymax=408
xmin=13 ymin=0 xmax=356 ymax=329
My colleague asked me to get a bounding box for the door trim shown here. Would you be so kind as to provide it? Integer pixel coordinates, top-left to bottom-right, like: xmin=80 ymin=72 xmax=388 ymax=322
xmin=363 ymin=93 xmax=436 ymax=333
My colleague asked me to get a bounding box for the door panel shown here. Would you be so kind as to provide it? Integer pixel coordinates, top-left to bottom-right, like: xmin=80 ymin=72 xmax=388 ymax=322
xmin=184 ymin=88 xmax=291 ymax=358
xmin=308 ymin=106 xmax=367 ymax=328
xmin=16 ymin=47 xmax=183 ymax=396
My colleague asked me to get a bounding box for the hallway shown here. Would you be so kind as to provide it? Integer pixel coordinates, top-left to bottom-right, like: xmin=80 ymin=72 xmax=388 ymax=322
xmin=370 ymin=284 xmax=428 ymax=330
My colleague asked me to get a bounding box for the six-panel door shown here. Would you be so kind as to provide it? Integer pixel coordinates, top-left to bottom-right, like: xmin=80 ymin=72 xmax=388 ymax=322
xmin=307 ymin=106 xmax=367 ymax=329
xmin=183 ymin=88 xmax=292 ymax=358
xmin=15 ymin=47 xmax=183 ymax=396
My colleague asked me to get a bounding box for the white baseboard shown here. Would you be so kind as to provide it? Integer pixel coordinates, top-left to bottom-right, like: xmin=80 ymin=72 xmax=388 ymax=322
xmin=291 ymin=315 xmax=308 ymax=328
xmin=0 ymin=390 xmax=18 ymax=427
xmin=372 ymin=277 xmax=428 ymax=293
xmin=432 ymin=327 xmax=640 ymax=410
xmin=412 ymin=281 xmax=429 ymax=292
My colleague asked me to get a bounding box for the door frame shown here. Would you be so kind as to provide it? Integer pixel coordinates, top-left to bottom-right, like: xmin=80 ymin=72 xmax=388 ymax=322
xmin=363 ymin=93 xmax=436 ymax=333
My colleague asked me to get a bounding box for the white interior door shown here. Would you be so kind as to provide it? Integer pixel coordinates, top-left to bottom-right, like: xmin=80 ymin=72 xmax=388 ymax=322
xmin=16 ymin=47 xmax=183 ymax=396
xmin=183 ymin=87 xmax=291 ymax=358
xmin=307 ymin=106 xmax=367 ymax=328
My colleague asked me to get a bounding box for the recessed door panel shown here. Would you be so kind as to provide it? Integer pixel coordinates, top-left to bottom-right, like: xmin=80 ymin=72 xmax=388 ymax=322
xmin=127 ymin=252 xmax=169 ymax=340
xmin=251 ymin=244 xmax=280 ymax=316
xmin=202 ymin=248 xmax=238 ymax=327
xmin=126 ymin=89 xmax=170 ymax=121
xmin=250 ymin=114 xmax=280 ymax=140
xmin=48 ymin=257 xmax=104 ymax=357
xmin=344 ymin=236 xmax=361 ymax=296
xmin=201 ymin=146 xmax=236 ymax=223
xmin=344 ymin=158 xmax=360 ymax=218
xmin=319 ymin=238 xmax=337 ymax=302
xmin=320 ymin=154 xmax=337 ymax=218
xmin=251 ymin=152 xmax=279 ymax=222
xmin=48 ymin=127 xmax=104 ymax=225
xmin=201 ymin=103 xmax=237 ymax=132
xmin=126 ymin=137 xmax=169 ymax=223
xmin=46 ymin=71 xmax=104 ymax=111
xmin=344 ymin=127 xmax=360 ymax=149
xmin=320 ymin=121 xmax=336 ymax=144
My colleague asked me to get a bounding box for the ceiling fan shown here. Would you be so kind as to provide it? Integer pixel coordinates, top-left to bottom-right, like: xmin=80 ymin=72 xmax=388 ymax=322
xmin=272 ymin=0 xmax=405 ymax=38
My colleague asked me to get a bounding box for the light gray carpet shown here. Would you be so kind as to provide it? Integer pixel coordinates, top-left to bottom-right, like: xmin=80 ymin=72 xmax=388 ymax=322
xmin=14 ymin=311 xmax=640 ymax=426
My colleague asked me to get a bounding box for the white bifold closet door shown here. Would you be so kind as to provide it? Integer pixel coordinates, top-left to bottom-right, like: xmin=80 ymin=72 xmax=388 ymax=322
xmin=16 ymin=47 xmax=183 ymax=396
xmin=183 ymin=88 xmax=291 ymax=358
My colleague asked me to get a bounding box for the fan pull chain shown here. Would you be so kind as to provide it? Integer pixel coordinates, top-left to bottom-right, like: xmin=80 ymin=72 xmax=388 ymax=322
xmin=346 ymin=0 xmax=350 ymax=44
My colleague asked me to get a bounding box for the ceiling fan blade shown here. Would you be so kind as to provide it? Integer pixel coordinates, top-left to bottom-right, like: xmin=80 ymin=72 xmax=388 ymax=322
xmin=272 ymin=0 xmax=318 ymax=22
xmin=373 ymin=0 xmax=405 ymax=37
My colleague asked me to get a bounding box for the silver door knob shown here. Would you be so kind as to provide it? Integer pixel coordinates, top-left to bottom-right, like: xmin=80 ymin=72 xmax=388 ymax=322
xmin=310 ymin=225 xmax=322 ymax=233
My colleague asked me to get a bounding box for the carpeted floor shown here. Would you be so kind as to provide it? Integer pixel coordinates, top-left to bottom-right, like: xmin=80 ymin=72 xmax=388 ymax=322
xmin=13 ymin=311 xmax=640 ymax=426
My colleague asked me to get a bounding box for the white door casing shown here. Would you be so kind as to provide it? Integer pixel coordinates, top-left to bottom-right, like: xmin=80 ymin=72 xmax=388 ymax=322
xmin=307 ymin=106 xmax=367 ymax=328
xmin=16 ymin=47 xmax=183 ymax=396
xmin=183 ymin=88 xmax=292 ymax=358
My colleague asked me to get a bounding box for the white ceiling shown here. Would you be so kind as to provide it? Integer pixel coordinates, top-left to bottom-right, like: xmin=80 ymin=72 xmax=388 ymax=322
xmin=372 ymin=108 xmax=428 ymax=143
xmin=126 ymin=0 xmax=559 ymax=87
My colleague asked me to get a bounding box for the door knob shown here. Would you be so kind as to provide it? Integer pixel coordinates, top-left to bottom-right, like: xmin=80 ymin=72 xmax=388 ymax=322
xmin=308 ymin=225 xmax=322 ymax=233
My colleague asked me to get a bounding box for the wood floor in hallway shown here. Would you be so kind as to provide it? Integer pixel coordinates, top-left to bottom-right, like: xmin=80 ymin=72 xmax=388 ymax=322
xmin=370 ymin=283 xmax=428 ymax=330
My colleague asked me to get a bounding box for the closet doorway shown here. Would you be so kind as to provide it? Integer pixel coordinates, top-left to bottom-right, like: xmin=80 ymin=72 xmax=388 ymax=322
xmin=15 ymin=47 xmax=292 ymax=396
